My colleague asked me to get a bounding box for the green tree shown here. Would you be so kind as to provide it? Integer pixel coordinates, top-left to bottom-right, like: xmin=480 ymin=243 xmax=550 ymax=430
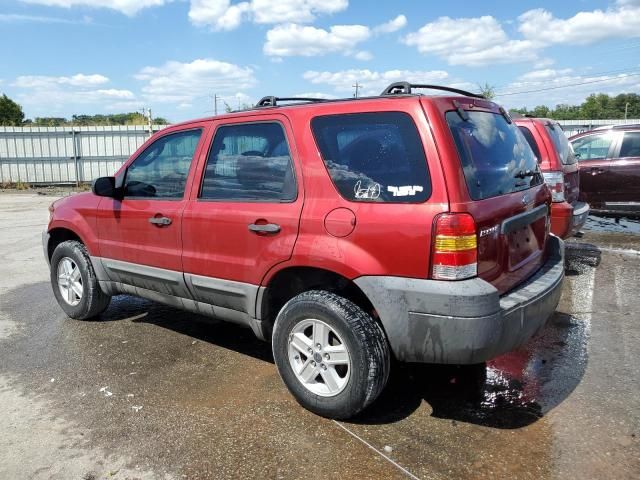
xmin=0 ymin=94 xmax=25 ymax=126
xmin=478 ymin=82 xmax=496 ymax=100
xmin=531 ymin=105 xmax=551 ymax=118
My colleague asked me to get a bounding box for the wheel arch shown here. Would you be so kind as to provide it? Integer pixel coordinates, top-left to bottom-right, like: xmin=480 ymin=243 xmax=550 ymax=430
xmin=257 ymin=266 xmax=385 ymax=342
xmin=46 ymin=226 xmax=84 ymax=262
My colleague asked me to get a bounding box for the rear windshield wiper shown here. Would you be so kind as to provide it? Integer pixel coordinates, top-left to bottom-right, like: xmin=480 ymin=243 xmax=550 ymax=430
xmin=514 ymin=169 xmax=536 ymax=179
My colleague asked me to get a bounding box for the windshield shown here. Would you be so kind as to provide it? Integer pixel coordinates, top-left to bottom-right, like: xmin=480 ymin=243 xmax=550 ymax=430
xmin=446 ymin=111 xmax=543 ymax=200
xmin=545 ymin=122 xmax=577 ymax=165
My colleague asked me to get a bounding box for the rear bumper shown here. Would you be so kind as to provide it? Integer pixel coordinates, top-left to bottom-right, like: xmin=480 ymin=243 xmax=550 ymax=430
xmin=550 ymin=201 xmax=589 ymax=238
xmin=355 ymin=235 xmax=564 ymax=364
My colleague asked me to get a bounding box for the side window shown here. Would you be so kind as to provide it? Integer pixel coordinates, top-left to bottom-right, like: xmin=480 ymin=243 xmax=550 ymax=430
xmin=517 ymin=126 xmax=542 ymax=162
xmin=200 ymin=122 xmax=296 ymax=202
xmin=311 ymin=112 xmax=431 ymax=203
xmin=619 ymin=132 xmax=640 ymax=158
xmin=571 ymin=134 xmax=614 ymax=161
xmin=125 ymin=129 xmax=202 ymax=199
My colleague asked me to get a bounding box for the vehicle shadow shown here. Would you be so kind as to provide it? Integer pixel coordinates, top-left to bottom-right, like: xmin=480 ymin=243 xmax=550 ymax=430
xmin=565 ymin=241 xmax=602 ymax=274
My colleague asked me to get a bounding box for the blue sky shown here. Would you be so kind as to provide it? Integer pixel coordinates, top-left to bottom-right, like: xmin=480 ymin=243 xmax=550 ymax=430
xmin=1 ymin=0 xmax=639 ymax=121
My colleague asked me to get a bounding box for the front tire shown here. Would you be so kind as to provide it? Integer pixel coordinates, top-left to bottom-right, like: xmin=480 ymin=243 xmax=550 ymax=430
xmin=50 ymin=240 xmax=111 ymax=320
xmin=272 ymin=290 xmax=390 ymax=419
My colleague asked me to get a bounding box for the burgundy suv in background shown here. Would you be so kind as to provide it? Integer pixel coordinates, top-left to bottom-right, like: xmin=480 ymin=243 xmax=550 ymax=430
xmin=569 ymin=124 xmax=640 ymax=217
xmin=515 ymin=116 xmax=589 ymax=238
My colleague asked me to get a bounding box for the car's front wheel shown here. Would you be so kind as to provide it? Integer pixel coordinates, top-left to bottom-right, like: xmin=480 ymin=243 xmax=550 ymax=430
xmin=272 ymin=290 xmax=390 ymax=419
xmin=50 ymin=240 xmax=111 ymax=320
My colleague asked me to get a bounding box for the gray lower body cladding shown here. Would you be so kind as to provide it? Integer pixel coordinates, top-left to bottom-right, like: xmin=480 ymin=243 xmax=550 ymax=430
xmin=355 ymin=235 xmax=565 ymax=364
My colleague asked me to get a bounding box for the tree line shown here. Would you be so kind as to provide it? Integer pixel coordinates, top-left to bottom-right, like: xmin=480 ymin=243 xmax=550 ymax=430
xmin=0 ymin=94 xmax=168 ymax=126
xmin=509 ymin=93 xmax=640 ymax=120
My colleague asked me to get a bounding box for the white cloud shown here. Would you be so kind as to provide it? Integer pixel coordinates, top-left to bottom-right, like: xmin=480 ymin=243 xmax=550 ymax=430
xmin=518 ymin=3 xmax=640 ymax=46
xmin=19 ymin=0 xmax=169 ymax=16
xmin=264 ymin=23 xmax=370 ymax=57
xmin=14 ymin=73 xmax=109 ymax=88
xmin=189 ymin=0 xmax=348 ymax=30
xmin=303 ymin=68 xmax=463 ymax=96
xmin=498 ymin=69 xmax=640 ymax=109
xmin=403 ymin=16 xmax=537 ymax=66
xmin=135 ymin=58 xmax=256 ymax=104
xmin=11 ymin=72 xmax=137 ymax=116
xmin=353 ymin=51 xmax=373 ymax=61
xmin=294 ymin=92 xmax=337 ymax=99
xmin=0 ymin=13 xmax=86 ymax=23
xmin=403 ymin=1 xmax=640 ymax=67
xmin=373 ymin=14 xmax=407 ymax=34
xmin=96 ymin=88 xmax=135 ymax=98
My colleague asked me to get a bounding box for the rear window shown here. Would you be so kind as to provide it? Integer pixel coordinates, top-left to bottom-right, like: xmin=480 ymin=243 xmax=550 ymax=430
xmin=518 ymin=126 xmax=542 ymax=161
xmin=446 ymin=111 xmax=543 ymax=200
xmin=311 ymin=112 xmax=431 ymax=203
xmin=545 ymin=122 xmax=577 ymax=165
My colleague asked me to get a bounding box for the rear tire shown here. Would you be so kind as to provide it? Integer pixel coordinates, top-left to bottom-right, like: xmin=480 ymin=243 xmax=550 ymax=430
xmin=50 ymin=240 xmax=111 ymax=320
xmin=272 ymin=290 xmax=390 ymax=419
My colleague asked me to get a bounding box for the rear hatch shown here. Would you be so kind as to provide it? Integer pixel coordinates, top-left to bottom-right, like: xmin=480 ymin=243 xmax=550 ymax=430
xmin=434 ymin=99 xmax=551 ymax=294
xmin=539 ymin=121 xmax=580 ymax=205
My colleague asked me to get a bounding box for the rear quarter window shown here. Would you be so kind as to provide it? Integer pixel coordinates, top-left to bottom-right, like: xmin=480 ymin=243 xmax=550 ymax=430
xmin=311 ymin=112 xmax=431 ymax=203
xmin=447 ymin=111 xmax=543 ymax=201
xmin=545 ymin=123 xmax=577 ymax=165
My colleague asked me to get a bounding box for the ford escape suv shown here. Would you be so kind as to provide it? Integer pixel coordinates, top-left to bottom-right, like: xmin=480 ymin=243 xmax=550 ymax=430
xmin=514 ymin=116 xmax=589 ymax=238
xmin=44 ymin=82 xmax=564 ymax=419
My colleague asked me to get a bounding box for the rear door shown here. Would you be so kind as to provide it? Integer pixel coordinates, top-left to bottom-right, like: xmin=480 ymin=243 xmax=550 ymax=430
xmin=606 ymin=131 xmax=640 ymax=210
xmin=181 ymin=116 xmax=303 ymax=311
xmin=441 ymin=103 xmax=550 ymax=294
xmin=570 ymin=132 xmax=617 ymax=206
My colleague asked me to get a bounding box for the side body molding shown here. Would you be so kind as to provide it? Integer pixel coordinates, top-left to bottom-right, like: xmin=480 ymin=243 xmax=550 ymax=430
xmin=91 ymin=257 xmax=266 ymax=339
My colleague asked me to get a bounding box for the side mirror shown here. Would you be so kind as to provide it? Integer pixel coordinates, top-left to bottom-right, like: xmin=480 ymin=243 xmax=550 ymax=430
xmin=92 ymin=176 xmax=120 ymax=198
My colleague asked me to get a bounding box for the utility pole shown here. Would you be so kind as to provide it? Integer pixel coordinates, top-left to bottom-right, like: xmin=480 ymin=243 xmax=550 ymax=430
xmin=213 ymin=94 xmax=220 ymax=116
xmin=141 ymin=107 xmax=153 ymax=137
xmin=625 ymin=102 xmax=630 ymax=121
xmin=147 ymin=108 xmax=152 ymax=136
xmin=352 ymin=82 xmax=362 ymax=98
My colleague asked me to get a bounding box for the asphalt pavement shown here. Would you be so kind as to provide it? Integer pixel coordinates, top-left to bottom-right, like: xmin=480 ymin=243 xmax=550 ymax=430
xmin=0 ymin=193 xmax=638 ymax=480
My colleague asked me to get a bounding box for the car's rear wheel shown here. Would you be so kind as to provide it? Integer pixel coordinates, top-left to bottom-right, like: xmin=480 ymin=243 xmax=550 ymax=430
xmin=50 ymin=240 xmax=111 ymax=320
xmin=272 ymin=290 xmax=390 ymax=419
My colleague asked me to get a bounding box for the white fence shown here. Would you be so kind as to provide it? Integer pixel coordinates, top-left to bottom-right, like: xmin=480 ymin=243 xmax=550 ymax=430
xmin=1 ymin=119 xmax=639 ymax=185
xmin=0 ymin=125 xmax=166 ymax=184
xmin=557 ymin=119 xmax=640 ymax=137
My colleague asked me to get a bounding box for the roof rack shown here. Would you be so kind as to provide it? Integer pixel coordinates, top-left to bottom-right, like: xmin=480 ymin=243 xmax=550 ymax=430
xmin=380 ymin=82 xmax=485 ymax=99
xmin=255 ymin=96 xmax=328 ymax=108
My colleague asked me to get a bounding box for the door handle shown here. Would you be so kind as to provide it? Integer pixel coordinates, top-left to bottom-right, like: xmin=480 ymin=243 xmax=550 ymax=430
xmin=148 ymin=216 xmax=172 ymax=226
xmin=248 ymin=223 xmax=281 ymax=234
xmin=590 ymin=168 xmax=604 ymax=176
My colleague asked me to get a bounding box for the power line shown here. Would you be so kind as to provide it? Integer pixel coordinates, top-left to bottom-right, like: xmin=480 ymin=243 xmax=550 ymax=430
xmin=491 ymin=66 xmax=640 ymax=91
xmin=496 ymin=72 xmax=640 ymax=97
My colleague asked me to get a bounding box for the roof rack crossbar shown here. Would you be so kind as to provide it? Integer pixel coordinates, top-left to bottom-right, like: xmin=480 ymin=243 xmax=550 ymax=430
xmin=380 ymin=82 xmax=485 ymax=99
xmin=256 ymin=96 xmax=328 ymax=108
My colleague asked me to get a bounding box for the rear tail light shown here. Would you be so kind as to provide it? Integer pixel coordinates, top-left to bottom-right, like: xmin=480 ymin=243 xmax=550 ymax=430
xmin=431 ymin=213 xmax=477 ymax=280
xmin=542 ymin=171 xmax=565 ymax=202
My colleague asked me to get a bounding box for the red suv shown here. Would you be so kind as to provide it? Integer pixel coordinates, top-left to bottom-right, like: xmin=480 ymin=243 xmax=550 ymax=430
xmin=514 ymin=116 xmax=589 ymax=238
xmin=43 ymin=83 xmax=564 ymax=419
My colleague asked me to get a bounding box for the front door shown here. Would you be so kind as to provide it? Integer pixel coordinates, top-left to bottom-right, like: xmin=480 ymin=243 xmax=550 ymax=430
xmin=96 ymin=126 xmax=207 ymax=293
xmin=181 ymin=117 xmax=303 ymax=314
